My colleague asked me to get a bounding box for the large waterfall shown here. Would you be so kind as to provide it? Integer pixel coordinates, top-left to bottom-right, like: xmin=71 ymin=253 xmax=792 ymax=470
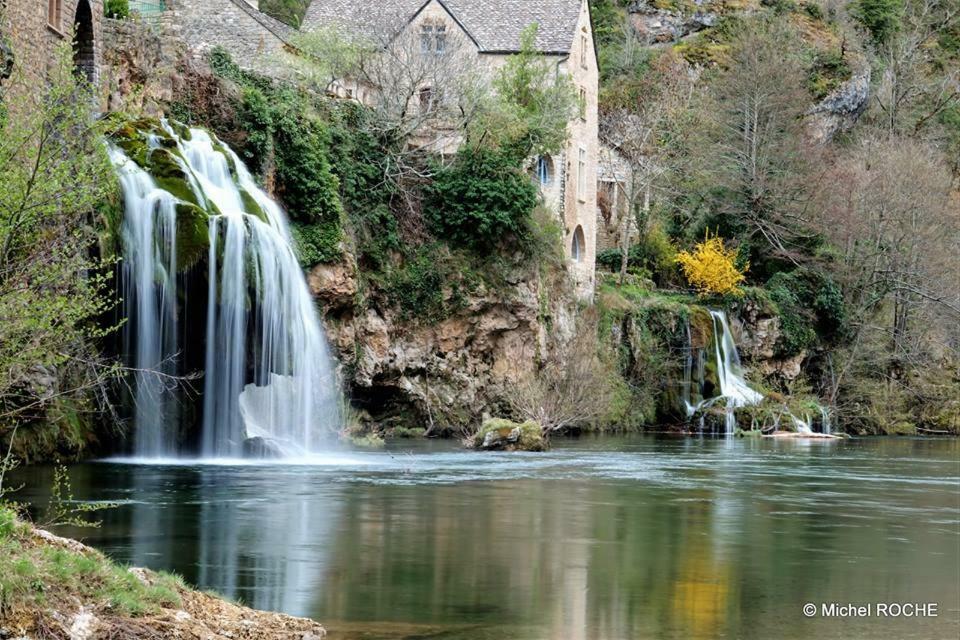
xmin=112 ymin=121 xmax=342 ymax=458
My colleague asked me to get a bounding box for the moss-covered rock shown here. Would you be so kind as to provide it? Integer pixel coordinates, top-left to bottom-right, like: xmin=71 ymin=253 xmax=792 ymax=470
xmin=174 ymin=203 xmax=211 ymax=272
xmin=473 ymin=418 xmax=546 ymax=452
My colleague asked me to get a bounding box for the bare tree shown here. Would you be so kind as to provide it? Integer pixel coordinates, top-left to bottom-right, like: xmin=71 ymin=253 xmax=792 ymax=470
xmin=870 ymin=0 xmax=960 ymax=137
xmin=600 ymin=51 xmax=694 ymax=283
xmin=702 ymin=18 xmax=821 ymax=261
xmin=505 ymin=309 xmax=617 ymax=434
xmin=814 ymin=134 xmax=960 ymax=411
xmin=288 ymin=12 xmax=488 ymax=178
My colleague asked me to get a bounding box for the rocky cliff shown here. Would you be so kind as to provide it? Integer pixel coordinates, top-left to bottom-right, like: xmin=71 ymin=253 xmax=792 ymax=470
xmin=309 ymin=251 xmax=578 ymax=435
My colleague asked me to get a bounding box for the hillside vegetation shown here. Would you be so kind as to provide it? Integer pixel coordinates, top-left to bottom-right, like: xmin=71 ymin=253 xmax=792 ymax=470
xmin=588 ymin=0 xmax=959 ymax=434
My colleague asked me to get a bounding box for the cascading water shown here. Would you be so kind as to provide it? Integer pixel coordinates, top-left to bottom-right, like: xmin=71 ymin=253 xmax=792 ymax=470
xmin=112 ymin=121 xmax=342 ymax=458
xmin=683 ymin=310 xmax=764 ymax=434
xmin=113 ymin=148 xmax=181 ymax=457
xmin=710 ymin=310 xmax=764 ymax=434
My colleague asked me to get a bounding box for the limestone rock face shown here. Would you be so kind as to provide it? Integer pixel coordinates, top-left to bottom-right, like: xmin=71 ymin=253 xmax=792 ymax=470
xmin=628 ymin=1 xmax=718 ymax=44
xmin=807 ymin=65 xmax=871 ymax=144
xmin=314 ymin=260 xmax=576 ymax=433
xmin=732 ymin=302 xmax=805 ymax=381
xmin=101 ymin=17 xmax=182 ymax=116
xmin=308 ymin=255 xmax=358 ymax=311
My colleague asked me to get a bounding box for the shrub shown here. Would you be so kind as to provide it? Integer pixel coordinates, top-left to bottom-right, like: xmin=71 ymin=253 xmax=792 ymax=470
xmin=766 ymin=269 xmax=847 ymax=357
xmin=675 ymin=234 xmax=748 ymax=297
xmin=808 ymin=49 xmax=850 ymax=99
xmin=424 ymin=146 xmax=537 ymax=250
xmin=104 ymin=0 xmax=129 ymax=19
xmin=851 ymin=0 xmax=904 ymax=46
xmin=597 ymin=227 xmax=678 ymax=284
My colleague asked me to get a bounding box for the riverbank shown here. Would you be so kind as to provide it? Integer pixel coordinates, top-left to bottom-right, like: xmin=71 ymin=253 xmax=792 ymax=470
xmin=0 ymin=507 xmax=326 ymax=639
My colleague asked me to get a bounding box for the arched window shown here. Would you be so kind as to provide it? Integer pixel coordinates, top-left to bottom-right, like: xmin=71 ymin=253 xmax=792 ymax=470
xmin=571 ymin=225 xmax=585 ymax=263
xmin=535 ymin=155 xmax=553 ymax=186
xmin=73 ymin=0 xmax=95 ymax=83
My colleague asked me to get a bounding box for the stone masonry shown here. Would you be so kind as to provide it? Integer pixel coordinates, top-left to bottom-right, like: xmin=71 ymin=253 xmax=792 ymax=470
xmin=0 ymin=0 xmax=103 ymax=102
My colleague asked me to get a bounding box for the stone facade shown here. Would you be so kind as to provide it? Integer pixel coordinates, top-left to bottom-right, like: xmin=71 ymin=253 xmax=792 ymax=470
xmin=166 ymin=0 xmax=291 ymax=75
xmin=0 ymin=0 xmax=103 ymax=102
xmin=596 ymin=144 xmax=634 ymax=253
xmin=302 ymin=0 xmax=601 ymax=298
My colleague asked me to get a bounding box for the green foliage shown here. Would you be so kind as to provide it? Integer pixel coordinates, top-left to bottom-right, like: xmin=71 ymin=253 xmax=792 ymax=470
xmin=383 ymin=248 xmax=463 ymax=322
xmin=202 ymin=49 xmax=344 ymax=262
xmin=42 ymin=465 xmax=116 ymax=529
xmin=104 ymin=0 xmax=129 ymax=19
xmin=760 ymin=0 xmax=798 ymax=14
xmin=851 ymin=0 xmax=904 ymax=46
xmin=808 ymin=49 xmax=851 ymax=99
xmin=259 ymin=0 xmax=310 ymax=27
xmin=290 ymin=220 xmax=342 ymax=266
xmin=0 ymin=40 xmax=119 ymax=459
xmin=766 ymin=269 xmax=846 ymax=357
xmin=425 ymin=146 xmax=538 ymax=250
xmin=801 ymin=1 xmax=825 ymax=21
xmin=0 ymin=506 xmax=183 ymax=618
xmin=596 ymin=226 xmax=678 ymax=284
xmin=478 ymin=25 xmax=577 ymax=160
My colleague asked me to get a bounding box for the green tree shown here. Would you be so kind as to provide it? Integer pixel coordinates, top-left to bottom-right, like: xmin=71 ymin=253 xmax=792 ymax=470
xmin=476 ymin=25 xmax=577 ymax=160
xmin=424 ymin=146 xmax=538 ymax=249
xmin=0 ymin=40 xmax=119 ymax=458
xmin=851 ymin=0 xmax=905 ymax=46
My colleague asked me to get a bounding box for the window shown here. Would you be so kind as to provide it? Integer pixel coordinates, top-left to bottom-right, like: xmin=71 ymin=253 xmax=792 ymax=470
xmin=536 ymin=156 xmax=553 ymax=186
xmin=571 ymin=226 xmax=585 ymax=262
xmin=421 ymin=25 xmax=433 ymax=55
xmin=421 ymin=24 xmax=447 ymax=56
xmin=578 ymin=87 xmax=587 ymax=120
xmin=47 ymin=0 xmax=62 ymax=30
xmin=577 ymin=148 xmax=587 ymax=201
xmin=419 ymin=86 xmax=434 ymax=112
xmin=435 ymin=25 xmax=446 ymax=55
xmin=580 ymin=32 xmax=588 ymax=69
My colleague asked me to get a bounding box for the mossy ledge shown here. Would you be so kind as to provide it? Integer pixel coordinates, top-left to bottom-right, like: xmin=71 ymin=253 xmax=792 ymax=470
xmin=0 ymin=507 xmax=327 ymax=638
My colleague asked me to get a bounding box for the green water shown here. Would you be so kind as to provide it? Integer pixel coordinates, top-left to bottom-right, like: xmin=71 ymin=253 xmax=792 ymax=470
xmin=10 ymin=435 xmax=960 ymax=639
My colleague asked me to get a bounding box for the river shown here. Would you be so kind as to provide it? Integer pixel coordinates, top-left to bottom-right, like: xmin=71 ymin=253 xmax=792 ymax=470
xmin=10 ymin=435 xmax=960 ymax=639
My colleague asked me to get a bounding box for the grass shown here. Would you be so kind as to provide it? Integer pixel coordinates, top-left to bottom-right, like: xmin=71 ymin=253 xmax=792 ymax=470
xmin=0 ymin=506 xmax=183 ymax=619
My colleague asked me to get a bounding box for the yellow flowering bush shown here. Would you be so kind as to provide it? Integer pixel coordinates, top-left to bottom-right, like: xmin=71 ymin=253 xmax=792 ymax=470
xmin=675 ymin=234 xmax=748 ymax=297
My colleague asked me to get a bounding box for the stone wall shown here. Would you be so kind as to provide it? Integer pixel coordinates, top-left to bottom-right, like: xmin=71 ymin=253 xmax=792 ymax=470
xmin=559 ymin=0 xmax=599 ymax=299
xmin=167 ymin=0 xmax=291 ymax=75
xmin=0 ymin=0 xmax=103 ymax=105
xmin=101 ymin=14 xmax=181 ymax=114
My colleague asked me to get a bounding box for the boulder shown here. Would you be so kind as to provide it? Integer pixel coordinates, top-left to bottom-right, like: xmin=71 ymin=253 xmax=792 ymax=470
xmin=242 ymin=436 xmax=285 ymax=459
xmin=473 ymin=418 xmax=546 ymax=452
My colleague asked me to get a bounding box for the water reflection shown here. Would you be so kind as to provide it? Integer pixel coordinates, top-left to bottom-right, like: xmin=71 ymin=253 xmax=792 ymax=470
xmin=10 ymin=436 xmax=960 ymax=640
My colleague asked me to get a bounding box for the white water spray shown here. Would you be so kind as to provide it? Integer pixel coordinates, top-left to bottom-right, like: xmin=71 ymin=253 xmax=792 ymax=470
xmin=112 ymin=122 xmax=342 ymax=457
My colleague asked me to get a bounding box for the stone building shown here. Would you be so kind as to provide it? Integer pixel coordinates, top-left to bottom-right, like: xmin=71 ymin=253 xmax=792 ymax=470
xmin=302 ymin=0 xmax=600 ymax=297
xmin=162 ymin=0 xmax=292 ymax=74
xmin=0 ymin=0 xmax=103 ymax=92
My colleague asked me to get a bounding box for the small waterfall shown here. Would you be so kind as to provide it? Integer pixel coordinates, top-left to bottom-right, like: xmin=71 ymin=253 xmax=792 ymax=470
xmin=112 ymin=121 xmax=342 ymax=457
xmin=820 ymin=406 xmax=832 ymax=435
xmin=709 ymin=310 xmax=764 ymax=434
xmin=683 ymin=310 xmax=763 ymax=434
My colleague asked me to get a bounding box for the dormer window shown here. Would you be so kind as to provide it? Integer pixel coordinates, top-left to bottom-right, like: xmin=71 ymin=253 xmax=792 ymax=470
xmin=48 ymin=0 xmax=62 ymax=32
xmin=421 ymin=24 xmax=446 ymax=56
